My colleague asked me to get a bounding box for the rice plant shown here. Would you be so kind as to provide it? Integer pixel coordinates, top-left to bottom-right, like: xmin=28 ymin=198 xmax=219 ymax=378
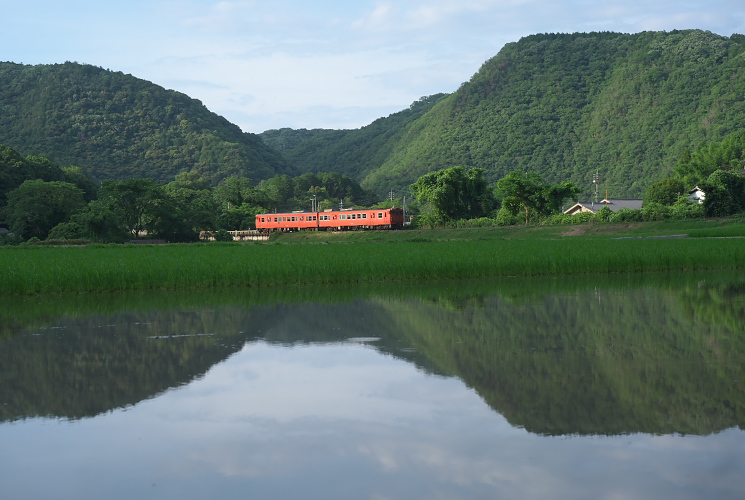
xmin=1 ymin=238 xmax=744 ymax=295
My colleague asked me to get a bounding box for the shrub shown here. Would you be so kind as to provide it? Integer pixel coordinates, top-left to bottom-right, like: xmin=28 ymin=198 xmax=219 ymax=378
xmin=641 ymin=203 xmax=671 ymax=221
xmin=645 ymin=177 xmax=685 ymax=206
xmin=609 ymin=209 xmax=643 ymax=223
xmin=0 ymin=231 xmax=21 ymax=246
xmin=47 ymin=221 xmax=86 ymax=240
xmin=213 ymin=229 xmax=234 ymax=242
xmin=595 ymin=206 xmax=613 ymax=223
xmin=670 ymin=199 xmax=704 ymax=219
xmin=495 ymin=207 xmax=520 ymax=226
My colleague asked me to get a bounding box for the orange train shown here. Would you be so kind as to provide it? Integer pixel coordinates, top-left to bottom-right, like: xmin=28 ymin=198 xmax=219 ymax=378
xmin=256 ymin=207 xmax=405 ymax=232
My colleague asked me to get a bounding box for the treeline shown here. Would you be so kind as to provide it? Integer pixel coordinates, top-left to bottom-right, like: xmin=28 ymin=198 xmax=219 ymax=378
xmin=265 ymin=30 xmax=745 ymax=199
xmin=0 ymin=145 xmax=378 ymax=244
xmin=410 ymin=129 xmax=745 ymax=228
xmin=0 ymin=61 xmax=294 ymax=185
xmin=409 ymin=165 xmax=581 ymax=227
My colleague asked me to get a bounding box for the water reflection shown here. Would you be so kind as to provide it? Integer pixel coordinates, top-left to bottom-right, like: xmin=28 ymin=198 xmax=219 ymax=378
xmin=1 ymin=272 xmax=744 ymax=499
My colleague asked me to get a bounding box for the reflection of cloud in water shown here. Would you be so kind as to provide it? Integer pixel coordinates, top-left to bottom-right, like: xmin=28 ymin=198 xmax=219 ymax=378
xmin=142 ymin=344 xmax=745 ymax=498
xmin=2 ymin=342 xmax=744 ymax=500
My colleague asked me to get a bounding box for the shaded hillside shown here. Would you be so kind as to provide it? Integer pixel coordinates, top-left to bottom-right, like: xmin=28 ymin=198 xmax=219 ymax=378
xmin=267 ymin=30 xmax=745 ymax=198
xmin=260 ymin=94 xmax=449 ymax=184
xmin=0 ymin=144 xmax=96 ymax=207
xmin=0 ymin=62 xmax=295 ymax=184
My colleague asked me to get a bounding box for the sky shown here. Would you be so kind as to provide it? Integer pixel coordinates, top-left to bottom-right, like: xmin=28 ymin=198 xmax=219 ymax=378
xmin=2 ymin=1 xmax=744 ymax=133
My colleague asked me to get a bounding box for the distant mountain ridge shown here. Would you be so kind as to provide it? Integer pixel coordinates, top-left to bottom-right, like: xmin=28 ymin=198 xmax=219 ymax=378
xmin=262 ymin=30 xmax=745 ymax=198
xmin=0 ymin=62 xmax=295 ymax=185
xmin=2 ymin=30 xmax=743 ymax=197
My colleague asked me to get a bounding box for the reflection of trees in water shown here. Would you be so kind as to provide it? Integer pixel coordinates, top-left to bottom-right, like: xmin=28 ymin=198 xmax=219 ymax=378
xmin=380 ymin=282 xmax=745 ymax=436
xmin=1 ymin=272 xmax=743 ymax=436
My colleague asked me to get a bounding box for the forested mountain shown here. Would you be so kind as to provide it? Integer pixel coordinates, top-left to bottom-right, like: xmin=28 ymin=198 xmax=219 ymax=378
xmin=259 ymin=93 xmax=448 ymax=182
xmin=0 ymin=62 xmax=295 ymax=185
xmin=262 ymin=30 xmax=745 ymax=198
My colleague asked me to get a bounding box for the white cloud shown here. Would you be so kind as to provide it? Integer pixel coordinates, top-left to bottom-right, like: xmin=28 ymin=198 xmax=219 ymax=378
xmin=2 ymin=1 xmax=744 ymax=131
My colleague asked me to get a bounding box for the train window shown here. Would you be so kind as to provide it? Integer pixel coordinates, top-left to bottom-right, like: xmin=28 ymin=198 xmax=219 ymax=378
xmin=292 ymin=217 xmax=297 ymax=221
xmin=261 ymin=217 xmax=265 ymax=223
xmin=273 ymin=217 xmax=278 ymax=222
xmin=351 ymin=214 xmax=356 ymax=219
xmin=340 ymin=214 xmax=347 ymax=220
xmin=362 ymin=214 xmax=367 ymax=219
xmin=378 ymin=213 xmax=383 ymax=218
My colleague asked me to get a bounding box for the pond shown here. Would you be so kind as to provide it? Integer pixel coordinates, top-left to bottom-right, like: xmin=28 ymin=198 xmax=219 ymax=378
xmin=1 ymin=272 xmax=744 ymax=499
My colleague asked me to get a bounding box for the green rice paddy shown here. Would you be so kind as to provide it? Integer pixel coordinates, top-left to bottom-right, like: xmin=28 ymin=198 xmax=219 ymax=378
xmin=2 ymin=237 xmax=745 ymax=294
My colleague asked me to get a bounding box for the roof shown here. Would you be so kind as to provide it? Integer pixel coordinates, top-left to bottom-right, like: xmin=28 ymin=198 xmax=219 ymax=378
xmin=564 ymin=198 xmax=644 ymax=215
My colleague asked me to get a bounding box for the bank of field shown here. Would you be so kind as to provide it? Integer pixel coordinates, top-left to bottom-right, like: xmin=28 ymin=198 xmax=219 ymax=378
xmin=2 ymin=238 xmax=745 ymax=294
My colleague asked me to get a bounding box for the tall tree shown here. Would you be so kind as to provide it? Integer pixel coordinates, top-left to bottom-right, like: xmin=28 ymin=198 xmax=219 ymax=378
xmin=497 ymin=171 xmax=579 ymax=224
xmin=410 ymin=166 xmax=496 ymax=221
xmin=674 ymin=131 xmax=745 ymax=187
xmin=98 ymin=178 xmax=165 ymax=238
xmin=701 ymin=169 xmax=745 ymax=217
xmin=4 ymin=180 xmax=86 ymax=240
xmin=645 ymin=177 xmax=685 ymax=206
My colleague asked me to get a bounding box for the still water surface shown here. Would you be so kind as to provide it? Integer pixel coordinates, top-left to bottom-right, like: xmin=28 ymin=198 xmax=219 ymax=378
xmin=1 ymin=273 xmax=744 ymax=499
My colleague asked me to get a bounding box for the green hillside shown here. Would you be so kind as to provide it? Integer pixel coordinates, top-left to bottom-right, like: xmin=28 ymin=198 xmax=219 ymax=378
xmin=264 ymin=30 xmax=745 ymax=198
xmin=260 ymin=94 xmax=448 ymax=183
xmin=0 ymin=62 xmax=295 ymax=185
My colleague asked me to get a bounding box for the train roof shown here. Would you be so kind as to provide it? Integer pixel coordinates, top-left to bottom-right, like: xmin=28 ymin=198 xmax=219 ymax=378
xmin=256 ymin=207 xmax=400 ymax=216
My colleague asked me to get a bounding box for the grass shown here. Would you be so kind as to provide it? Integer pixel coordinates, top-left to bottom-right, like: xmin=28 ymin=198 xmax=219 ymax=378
xmin=271 ymin=217 xmax=745 ymax=243
xmin=2 ymin=237 xmax=745 ymax=294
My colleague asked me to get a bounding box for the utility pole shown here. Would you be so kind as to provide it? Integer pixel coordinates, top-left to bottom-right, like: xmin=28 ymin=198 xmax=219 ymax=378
xmin=592 ymin=170 xmax=600 ymax=205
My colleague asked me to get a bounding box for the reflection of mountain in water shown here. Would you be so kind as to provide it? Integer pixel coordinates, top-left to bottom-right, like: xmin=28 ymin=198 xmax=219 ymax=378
xmin=1 ymin=274 xmax=743 ymax=435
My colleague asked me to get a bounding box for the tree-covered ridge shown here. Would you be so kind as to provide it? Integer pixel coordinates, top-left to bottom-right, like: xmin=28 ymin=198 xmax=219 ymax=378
xmin=268 ymin=31 xmax=745 ymax=198
xmin=259 ymin=94 xmax=449 ymax=189
xmin=0 ymin=62 xmax=295 ymax=185
xmin=0 ymin=145 xmax=97 ymax=205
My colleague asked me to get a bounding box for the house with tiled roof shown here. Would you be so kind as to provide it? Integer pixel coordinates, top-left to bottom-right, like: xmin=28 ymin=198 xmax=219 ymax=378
xmin=564 ymin=197 xmax=644 ymax=215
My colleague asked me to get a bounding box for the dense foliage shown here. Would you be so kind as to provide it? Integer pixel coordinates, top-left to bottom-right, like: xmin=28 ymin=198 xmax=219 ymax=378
xmin=0 ymin=62 xmax=295 ymax=185
xmin=497 ymin=171 xmax=580 ymax=224
xmin=259 ymin=94 xmax=448 ymax=191
xmin=410 ymin=166 xmax=496 ymax=221
xmin=0 ymin=144 xmax=97 ymax=205
xmin=265 ymin=30 xmax=745 ymax=199
xmin=0 ymin=145 xmax=378 ymax=243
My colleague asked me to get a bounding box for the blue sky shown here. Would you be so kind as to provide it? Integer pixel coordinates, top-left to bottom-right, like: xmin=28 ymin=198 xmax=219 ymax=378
xmin=3 ymin=1 xmax=744 ymax=133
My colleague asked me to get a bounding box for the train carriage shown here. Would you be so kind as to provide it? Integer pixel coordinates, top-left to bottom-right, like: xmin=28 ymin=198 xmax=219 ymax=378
xmin=256 ymin=212 xmax=319 ymax=231
xmin=256 ymin=208 xmax=404 ymax=232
